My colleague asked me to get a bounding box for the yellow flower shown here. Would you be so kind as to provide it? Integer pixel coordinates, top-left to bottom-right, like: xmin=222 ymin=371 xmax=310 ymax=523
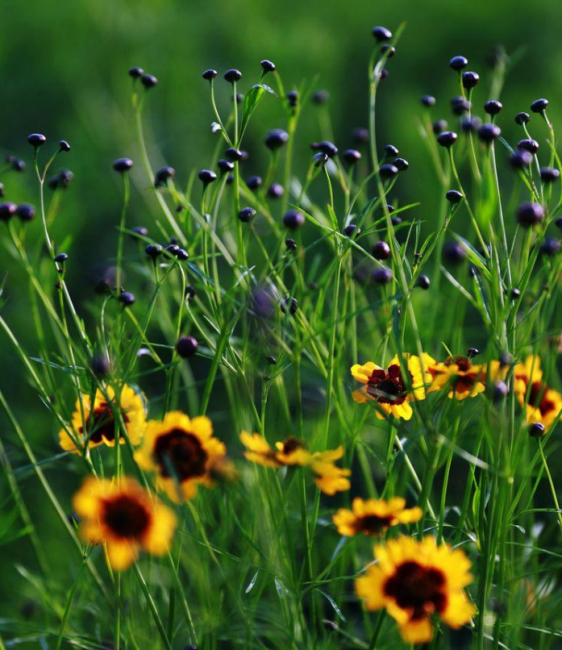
xmin=240 ymin=433 xmax=350 ymax=495
xmin=240 ymin=431 xmax=312 ymax=467
xmin=59 ymin=385 xmax=146 ymax=453
xmin=333 ymin=498 xmax=423 ymax=537
xmin=356 ymin=536 xmax=475 ymax=644
xmin=428 ymin=356 xmax=485 ymax=400
xmin=514 ymin=356 xmax=562 ymax=429
xmin=351 ymin=353 xmax=434 ymax=420
xmin=73 ymin=477 xmax=176 ymax=571
xmin=135 ymin=411 xmax=227 ymax=502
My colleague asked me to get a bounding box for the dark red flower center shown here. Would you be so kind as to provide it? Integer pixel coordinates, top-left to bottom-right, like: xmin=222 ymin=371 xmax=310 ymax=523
xmin=529 ymin=381 xmax=557 ymax=416
xmin=445 ymin=355 xmax=471 ymax=372
xmin=355 ymin=514 xmax=393 ymax=535
xmin=384 ymin=561 xmax=447 ymax=621
xmin=280 ymin=437 xmax=306 ymax=454
xmin=81 ymin=402 xmax=130 ymax=444
xmin=103 ymin=495 xmax=151 ymax=539
xmin=154 ymin=429 xmax=208 ymax=481
xmin=367 ymin=364 xmax=409 ymax=405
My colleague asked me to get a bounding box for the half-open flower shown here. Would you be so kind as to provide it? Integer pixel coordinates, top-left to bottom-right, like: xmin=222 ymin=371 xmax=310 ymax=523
xmin=59 ymin=385 xmax=146 ymax=453
xmin=73 ymin=477 xmax=176 ymax=571
xmin=135 ymin=411 xmax=227 ymax=502
xmin=241 ymin=433 xmax=350 ymax=494
xmin=351 ymin=353 xmax=434 ymax=420
xmin=514 ymin=356 xmax=562 ymax=429
xmin=356 ymin=536 xmax=475 ymax=644
xmin=333 ymin=497 xmax=422 ymax=537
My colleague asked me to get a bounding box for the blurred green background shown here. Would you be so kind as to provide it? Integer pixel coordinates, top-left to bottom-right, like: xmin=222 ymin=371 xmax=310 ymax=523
xmin=2 ymin=0 xmax=562 ymax=625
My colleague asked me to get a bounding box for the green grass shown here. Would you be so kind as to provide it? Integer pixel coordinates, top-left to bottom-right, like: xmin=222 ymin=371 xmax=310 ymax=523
xmin=2 ymin=23 xmax=562 ymax=650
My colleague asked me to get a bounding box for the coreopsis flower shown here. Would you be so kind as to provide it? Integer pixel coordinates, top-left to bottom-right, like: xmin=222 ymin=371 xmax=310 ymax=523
xmin=59 ymin=385 xmax=146 ymax=453
xmin=428 ymin=356 xmax=486 ymax=400
xmin=73 ymin=477 xmax=176 ymax=571
xmin=309 ymin=447 xmax=351 ymax=495
xmin=135 ymin=411 xmax=227 ymax=502
xmin=240 ymin=431 xmax=312 ymax=467
xmin=351 ymin=353 xmax=435 ymax=420
xmin=333 ymin=498 xmax=423 ymax=537
xmin=240 ymin=433 xmax=350 ymax=495
xmin=514 ymin=356 xmax=562 ymax=429
xmin=356 ymin=536 xmax=475 ymax=644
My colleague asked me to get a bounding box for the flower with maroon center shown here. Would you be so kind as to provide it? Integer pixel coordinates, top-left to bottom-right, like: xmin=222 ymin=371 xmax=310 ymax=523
xmin=59 ymin=385 xmax=146 ymax=454
xmin=351 ymin=353 xmax=435 ymax=420
xmin=135 ymin=411 xmax=228 ymax=502
xmin=356 ymin=536 xmax=475 ymax=644
xmin=333 ymin=497 xmax=422 ymax=537
xmin=513 ymin=356 xmax=562 ymax=429
xmin=73 ymin=477 xmax=176 ymax=570
xmin=427 ymin=356 xmax=486 ymax=400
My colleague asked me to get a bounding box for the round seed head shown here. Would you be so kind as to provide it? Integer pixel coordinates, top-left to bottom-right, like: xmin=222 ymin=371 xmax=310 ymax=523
xmin=59 ymin=140 xmax=71 ymax=152
xmin=443 ymin=240 xmax=467 ymax=265
xmin=267 ymin=183 xmax=284 ymax=199
xmin=510 ymin=151 xmax=533 ymax=169
xmin=484 ymin=100 xmax=503 ymax=115
xmin=245 ymin=175 xmax=262 ymax=190
xmin=265 ymin=128 xmax=289 ymax=150
xmin=217 ymin=159 xmax=234 ymax=173
xmin=224 ymin=68 xmax=242 ymax=83
xmin=28 ymin=133 xmax=46 ymax=148
xmin=372 ymin=266 xmax=393 ymax=284
xmin=446 ymin=189 xmax=463 ymax=204
xmin=312 ymin=90 xmax=330 ymax=105
xmin=202 ymin=69 xmax=218 ymax=80
xmin=129 ymin=66 xmax=144 ymax=78
xmin=54 ymin=253 xmax=68 ymax=263
xmin=113 ymin=158 xmax=134 ymax=173
xmin=432 ymin=119 xmax=448 ymax=134
xmin=90 ymin=354 xmax=112 ymax=378
xmin=310 ymin=140 xmax=338 ymax=158
xmin=540 ymin=167 xmax=560 ymax=183
xmin=176 ymin=335 xmax=199 ymax=358
xmin=515 ymin=112 xmax=530 ymax=125
xmin=437 ymin=131 xmax=458 ymax=147
xmin=313 ymin=152 xmax=328 ymax=167
xmin=516 ymin=202 xmax=545 ymax=227
xmin=381 ymin=44 xmax=396 ymax=58
xmin=281 ymin=297 xmax=298 ymax=315
xmin=198 ymin=169 xmax=217 ymax=186
xmin=286 ymin=91 xmax=298 ymax=107
xmin=238 ymin=207 xmax=256 ymax=223
xmin=145 ymin=243 xmax=162 ymax=258
xmin=225 ymin=147 xmax=243 ymax=162
xmin=342 ymin=149 xmax=361 ymax=164
xmin=141 ymin=73 xmax=158 ymax=89
xmin=132 ymin=226 xmax=148 ymax=237
xmin=154 ymin=166 xmax=176 ymax=186
xmin=379 ymin=163 xmax=399 ymax=179
xmin=260 ymin=59 xmax=276 ymax=74
xmin=393 ymin=157 xmax=409 ymax=171
xmin=451 ymin=96 xmax=471 ymax=115
xmin=285 ymin=238 xmax=297 ymax=250
xmin=352 ymin=127 xmax=369 ymax=143
xmin=385 ymin=144 xmax=399 ymax=156
xmin=15 ymin=203 xmax=35 ymax=222
xmin=531 ymin=98 xmax=549 ymax=113
xmin=176 ymin=248 xmax=189 ymax=261
xmin=462 ymin=71 xmax=480 ymax=89
xmin=119 ymin=291 xmax=136 ymax=306
xmin=449 ymin=55 xmax=468 ymax=71
xmin=528 ymin=422 xmax=545 ymax=437
xmin=344 ymin=224 xmax=360 ymax=237
xmin=0 ymin=202 xmax=17 ymax=221
xmin=283 ymin=210 xmax=305 ymax=229
xmin=421 ymin=95 xmax=436 ymax=107
xmin=372 ymin=26 xmax=392 ymax=41
xmin=418 ymin=274 xmax=430 ymax=290
xmin=477 ymin=123 xmax=501 ymax=143
xmin=540 ymin=237 xmax=561 ymax=256
xmin=517 ymin=138 xmax=539 ymax=155
xmin=372 ymin=241 xmax=391 ymax=260
xmin=461 ymin=116 xmax=481 ymax=133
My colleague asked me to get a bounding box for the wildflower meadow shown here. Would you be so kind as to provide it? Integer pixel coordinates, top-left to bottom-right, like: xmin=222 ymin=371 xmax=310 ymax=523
xmin=3 ymin=10 xmax=562 ymax=650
